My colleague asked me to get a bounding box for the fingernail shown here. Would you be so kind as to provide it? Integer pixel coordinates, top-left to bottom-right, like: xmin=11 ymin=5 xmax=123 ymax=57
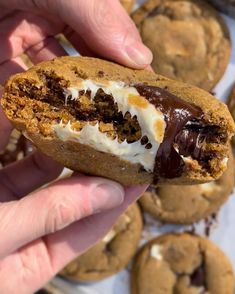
xmin=124 ymin=38 xmax=153 ymax=67
xmin=90 ymin=182 xmax=124 ymax=213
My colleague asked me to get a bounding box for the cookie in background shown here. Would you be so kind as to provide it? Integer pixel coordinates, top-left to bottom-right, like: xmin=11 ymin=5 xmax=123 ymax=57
xmin=131 ymin=233 xmax=235 ymax=294
xmin=60 ymin=203 xmax=142 ymax=282
xmin=139 ymin=146 xmax=234 ymax=224
xmin=132 ymin=0 xmax=231 ymax=91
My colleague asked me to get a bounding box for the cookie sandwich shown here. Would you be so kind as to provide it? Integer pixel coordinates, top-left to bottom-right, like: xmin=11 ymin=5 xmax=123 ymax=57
xmin=2 ymin=56 xmax=234 ymax=185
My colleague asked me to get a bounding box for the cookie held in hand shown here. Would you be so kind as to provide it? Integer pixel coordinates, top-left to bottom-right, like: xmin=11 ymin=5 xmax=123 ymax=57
xmin=2 ymin=57 xmax=234 ymax=185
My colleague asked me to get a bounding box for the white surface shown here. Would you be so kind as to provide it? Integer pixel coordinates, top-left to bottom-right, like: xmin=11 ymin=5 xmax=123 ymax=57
xmin=54 ymin=7 xmax=235 ymax=294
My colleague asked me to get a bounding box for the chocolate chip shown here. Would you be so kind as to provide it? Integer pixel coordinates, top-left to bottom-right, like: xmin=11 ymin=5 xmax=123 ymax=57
xmin=98 ymin=70 xmax=104 ymax=77
xmin=145 ymin=143 xmax=152 ymax=149
xmin=141 ymin=135 xmax=149 ymax=145
xmin=190 ymin=265 xmax=206 ymax=288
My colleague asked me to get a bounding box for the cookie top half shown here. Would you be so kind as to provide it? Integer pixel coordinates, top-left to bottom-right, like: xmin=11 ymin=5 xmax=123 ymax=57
xmin=131 ymin=233 xmax=234 ymax=294
xmin=132 ymin=0 xmax=231 ymax=91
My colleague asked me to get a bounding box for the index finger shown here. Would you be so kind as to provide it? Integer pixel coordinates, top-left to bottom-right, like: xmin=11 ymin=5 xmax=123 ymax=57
xmin=0 ymin=57 xmax=27 ymax=151
xmin=56 ymin=0 xmax=152 ymax=68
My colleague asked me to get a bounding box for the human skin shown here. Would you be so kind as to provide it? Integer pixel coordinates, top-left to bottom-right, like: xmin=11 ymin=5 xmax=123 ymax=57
xmin=0 ymin=0 xmax=152 ymax=293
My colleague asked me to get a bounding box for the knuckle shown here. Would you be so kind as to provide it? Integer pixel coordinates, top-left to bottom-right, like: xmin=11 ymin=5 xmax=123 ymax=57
xmin=44 ymin=194 xmax=77 ymax=234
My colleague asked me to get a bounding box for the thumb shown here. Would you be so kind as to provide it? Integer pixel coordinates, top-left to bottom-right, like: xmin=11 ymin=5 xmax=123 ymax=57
xmin=42 ymin=0 xmax=152 ymax=68
xmin=0 ymin=174 xmax=124 ymax=259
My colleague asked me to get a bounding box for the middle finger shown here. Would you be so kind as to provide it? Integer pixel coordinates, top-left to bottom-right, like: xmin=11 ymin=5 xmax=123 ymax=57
xmin=0 ymin=151 xmax=62 ymax=201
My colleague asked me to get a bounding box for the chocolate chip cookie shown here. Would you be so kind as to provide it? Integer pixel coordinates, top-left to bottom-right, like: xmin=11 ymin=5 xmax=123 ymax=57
xmin=0 ymin=129 xmax=33 ymax=168
xmin=2 ymin=56 xmax=234 ymax=185
xmin=132 ymin=0 xmax=231 ymax=91
xmin=139 ymin=146 xmax=234 ymax=224
xmin=60 ymin=203 xmax=142 ymax=282
xmin=131 ymin=233 xmax=235 ymax=294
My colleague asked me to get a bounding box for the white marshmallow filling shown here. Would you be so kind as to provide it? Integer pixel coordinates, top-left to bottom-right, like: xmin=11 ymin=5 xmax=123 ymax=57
xmin=53 ymin=80 xmax=166 ymax=172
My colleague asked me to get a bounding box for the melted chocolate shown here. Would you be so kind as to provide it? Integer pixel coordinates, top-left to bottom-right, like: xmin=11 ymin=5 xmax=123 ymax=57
xmin=190 ymin=265 xmax=207 ymax=289
xmin=0 ymin=135 xmax=33 ymax=167
xmin=135 ymin=85 xmax=204 ymax=181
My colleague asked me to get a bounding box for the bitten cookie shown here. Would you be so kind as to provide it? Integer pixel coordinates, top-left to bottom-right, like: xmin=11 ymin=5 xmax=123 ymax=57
xmin=2 ymin=56 xmax=235 ymax=185
xmin=132 ymin=0 xmax=231 ymax=91
xmin=139 ymin=146 xmax=234 ymax=224
xmin=120 ymin=0 xmax=135 ymax=13
xmin=131 ymin=233 xmax=235 ymax=294
xmin=60 ymin=203 xmax=142 ymax=281
xmin=0 ymin=129 xmax=33 ymax=168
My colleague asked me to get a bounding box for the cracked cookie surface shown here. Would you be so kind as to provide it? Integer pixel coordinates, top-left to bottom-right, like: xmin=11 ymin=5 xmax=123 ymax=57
xmin=132 ymin=0 xmax=231 ymax=91
xmin=139 ymin=146 xmax=234 ymax=224
xmin=60 ymin=203 xmax=142 ymax=281
xmin=131 ymin=233 xmax=234 ymax=294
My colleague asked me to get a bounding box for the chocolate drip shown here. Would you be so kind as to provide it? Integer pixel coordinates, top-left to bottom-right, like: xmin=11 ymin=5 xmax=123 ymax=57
xmin=190 ymin=265 xmax=207 ymax=289
xmin=135 ymin=85 xmax=204 ymax=181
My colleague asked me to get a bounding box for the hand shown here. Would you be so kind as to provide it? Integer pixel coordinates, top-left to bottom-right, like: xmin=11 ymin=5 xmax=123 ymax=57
xmin=0 ymin=0 xmax=151 ymax=293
